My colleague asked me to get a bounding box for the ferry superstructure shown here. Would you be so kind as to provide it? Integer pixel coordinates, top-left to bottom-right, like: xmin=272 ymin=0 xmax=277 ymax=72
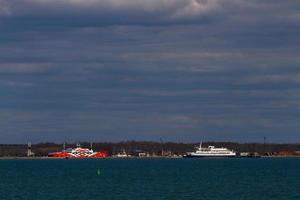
xmin=185 ymin=142 xmax=236 ymax=158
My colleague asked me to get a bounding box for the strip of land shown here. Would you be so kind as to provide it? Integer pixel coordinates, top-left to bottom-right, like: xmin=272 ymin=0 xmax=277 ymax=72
xmin=1 ymin=141 xmax=300 ymax=157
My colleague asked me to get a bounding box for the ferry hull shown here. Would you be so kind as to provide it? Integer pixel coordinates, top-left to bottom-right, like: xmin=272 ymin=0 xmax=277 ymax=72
xmin=48 ymin=150 xmax=108 ymax=158
xmin=183 ymin=154 xmax=237 ymax=158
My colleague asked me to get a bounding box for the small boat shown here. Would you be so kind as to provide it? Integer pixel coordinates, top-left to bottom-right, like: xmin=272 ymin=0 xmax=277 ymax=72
xmin=184 ymin=142 xmax=236 ymax=158
xmin=114 ymin=149 xmax=131 ymax=158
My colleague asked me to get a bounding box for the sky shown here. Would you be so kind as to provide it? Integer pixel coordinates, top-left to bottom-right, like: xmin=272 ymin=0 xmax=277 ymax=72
xmin=0 ymin=0 xmax=300 ymax=143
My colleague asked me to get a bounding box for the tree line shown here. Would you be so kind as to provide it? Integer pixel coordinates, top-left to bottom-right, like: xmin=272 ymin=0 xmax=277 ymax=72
xmin=1 ymin=141 xmax=300 ymax=157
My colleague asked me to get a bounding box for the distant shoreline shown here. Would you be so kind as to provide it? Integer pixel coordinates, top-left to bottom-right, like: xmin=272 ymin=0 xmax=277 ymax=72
xmin=1 ymin=142 xmax=300 ymax=157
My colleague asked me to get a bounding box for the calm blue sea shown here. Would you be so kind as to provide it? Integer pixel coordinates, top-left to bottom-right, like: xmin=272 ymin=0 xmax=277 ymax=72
xmin=0 ymin=158 xmax=299 ymax=200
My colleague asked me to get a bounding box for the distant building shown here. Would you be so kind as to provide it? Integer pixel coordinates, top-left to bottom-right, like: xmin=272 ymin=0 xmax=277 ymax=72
xmin=239 ymin=152 xmax=250 ymax=157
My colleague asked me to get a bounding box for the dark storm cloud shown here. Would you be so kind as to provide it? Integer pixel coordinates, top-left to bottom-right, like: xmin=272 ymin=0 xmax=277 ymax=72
xmin=0 ymin=0 xmax=222 ymax=29
xmin=0 ymin=0 xmax=300 ymax=143
xmin=0 ymin=0 xmax=298 ymax=29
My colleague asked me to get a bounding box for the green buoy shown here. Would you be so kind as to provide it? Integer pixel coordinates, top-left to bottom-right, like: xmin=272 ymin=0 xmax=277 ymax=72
xmin=96 ymin=169 xmax=101 ymax=176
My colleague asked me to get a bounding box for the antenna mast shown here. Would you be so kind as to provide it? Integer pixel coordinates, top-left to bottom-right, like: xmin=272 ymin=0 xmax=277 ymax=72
xmin=160 ymin=138 xmax=164 ymax=156
xmin=63 ymin=142 xmax=66 ymax=152
xmin=263 ymin=136 xmax=266 ymax=155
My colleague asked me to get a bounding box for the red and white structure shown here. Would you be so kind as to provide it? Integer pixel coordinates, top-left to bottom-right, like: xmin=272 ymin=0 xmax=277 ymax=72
xmin=48 ymin=144 xmax=108 ymax=158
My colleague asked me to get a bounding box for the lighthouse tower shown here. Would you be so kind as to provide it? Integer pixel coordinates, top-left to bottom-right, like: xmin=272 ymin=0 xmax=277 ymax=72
xmin=27 ymin=142 xmax=35 ymax=157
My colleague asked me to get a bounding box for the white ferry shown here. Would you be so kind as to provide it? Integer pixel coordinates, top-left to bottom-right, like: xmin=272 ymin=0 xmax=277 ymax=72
xmin=184 ymin=142 xmax=236 ymax=158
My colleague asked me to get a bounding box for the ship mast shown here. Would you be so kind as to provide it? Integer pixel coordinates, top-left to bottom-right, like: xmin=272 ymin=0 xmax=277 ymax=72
xmin=63 ymin=142 xmax=66 ymax=152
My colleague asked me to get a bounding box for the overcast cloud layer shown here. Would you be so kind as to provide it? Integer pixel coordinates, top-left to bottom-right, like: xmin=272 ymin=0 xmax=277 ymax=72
xmin=0 ymin=0 xmax=299 ymax=143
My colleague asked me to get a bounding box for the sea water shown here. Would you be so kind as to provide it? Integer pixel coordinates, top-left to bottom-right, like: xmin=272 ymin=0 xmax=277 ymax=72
xmin=0 ymin=158 xmax=299 ymax=200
